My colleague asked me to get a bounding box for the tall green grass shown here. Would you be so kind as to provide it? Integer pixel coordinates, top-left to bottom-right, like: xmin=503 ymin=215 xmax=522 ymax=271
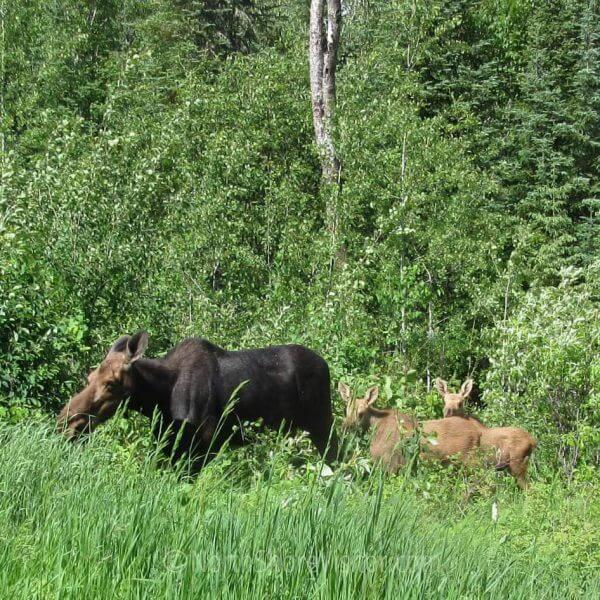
xmin=0 ymin=422 xmax=596 ymax=599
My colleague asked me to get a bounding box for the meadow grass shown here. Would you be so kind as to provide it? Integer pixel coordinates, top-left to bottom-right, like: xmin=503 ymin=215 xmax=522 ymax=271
xmin=0 ymin=422 xmax=597 ymax=599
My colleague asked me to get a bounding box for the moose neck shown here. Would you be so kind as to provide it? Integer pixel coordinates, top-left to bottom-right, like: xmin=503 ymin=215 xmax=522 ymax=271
xmin=127 ymin=358 xmax=176 ymax=419
xmin=365 ymin=406 xmax=395 ymax=430
xmin=451 ymin=411 xmax=487 ymax=430
xmin=466 ymin=414 xmax=487 ymax=430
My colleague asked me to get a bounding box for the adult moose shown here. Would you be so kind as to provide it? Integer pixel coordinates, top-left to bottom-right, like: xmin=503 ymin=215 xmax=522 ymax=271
xmin=435 ymin=378 xmax=536 ymax=489
xmin=57 ymin=332 xmax=338 ymax=468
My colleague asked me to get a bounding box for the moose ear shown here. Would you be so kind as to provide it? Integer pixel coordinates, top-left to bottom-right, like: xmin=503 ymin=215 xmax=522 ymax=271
xmin=338 ymin=381 xmax=352 ymax=403
xmin=435 ymin=378 xmax=448 ymax=396
xmin=460 ymin=378 xmax=473 ymax=398
xmin=125 ymin=331 xmax=148 ymax=364
xmin=365 ymin=386 xmax=379 ymax=407
xmin=110 ymin=335 xmax=131 ymax=354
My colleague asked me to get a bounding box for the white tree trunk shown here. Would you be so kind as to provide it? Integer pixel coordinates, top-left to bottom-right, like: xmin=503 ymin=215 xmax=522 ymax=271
xmin=309 ymin=0 xmax=341 ymax=185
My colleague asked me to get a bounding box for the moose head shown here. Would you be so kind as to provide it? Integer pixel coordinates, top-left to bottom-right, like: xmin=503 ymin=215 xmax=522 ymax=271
xmin=57 ymin=332 xmax=148 ymax=438
xmin=435 ymin=377 xmax=473 ymax=417
xmin=338 ymin=382 xmax=380 ymax=432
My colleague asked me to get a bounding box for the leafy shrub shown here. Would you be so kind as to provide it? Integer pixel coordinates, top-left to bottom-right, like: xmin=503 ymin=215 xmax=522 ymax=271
xmin=0 ymin=191 xmax=89 ymax=413
xmin=482 ymin=267 xmax=599 ymax=480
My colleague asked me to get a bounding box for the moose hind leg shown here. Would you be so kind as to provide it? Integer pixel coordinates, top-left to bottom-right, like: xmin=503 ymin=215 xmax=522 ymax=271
xmin=509 ymin=457 xmax=529 ymax=490
xmin=308 ymin=420 xmax=339 ymax=464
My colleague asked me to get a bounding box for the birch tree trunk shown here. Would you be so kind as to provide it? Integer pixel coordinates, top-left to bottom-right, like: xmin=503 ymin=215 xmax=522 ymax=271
xmin=309 ymin=0 xmax=341 ymax=186
xmin=309 ymin=0 xmax=342 ymax=274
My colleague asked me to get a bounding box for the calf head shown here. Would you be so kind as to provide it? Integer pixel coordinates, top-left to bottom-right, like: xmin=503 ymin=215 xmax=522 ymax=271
xmin=435 ymin=378 xmax=473 ymax=417
xmin=57 ymin=331 xmax=148 ymax=438
xmin=338 ymin=382 xmax=379 ymax=432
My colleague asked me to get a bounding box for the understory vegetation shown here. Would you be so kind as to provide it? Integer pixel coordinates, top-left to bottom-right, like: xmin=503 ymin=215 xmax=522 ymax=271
xmin=0 ymin=422 xmax=598 ymax=598
xmin=1 ymin=0 xmax=598 ymax=596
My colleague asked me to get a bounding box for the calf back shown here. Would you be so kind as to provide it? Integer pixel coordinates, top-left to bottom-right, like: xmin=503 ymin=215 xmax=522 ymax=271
xmin=421 ymin=417 xmax=481 ymax=461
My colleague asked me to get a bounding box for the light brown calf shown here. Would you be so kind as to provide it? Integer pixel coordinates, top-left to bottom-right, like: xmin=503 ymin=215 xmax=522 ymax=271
xmin=339 ymin=382 xmax=418 ymax=473
xmin=339 ymin=383 xmax=481 ymax=474
xmin=435 ymin=378 xmax=537 ymax=489
xmin=420 ymin=417 xmax=481 ymax=465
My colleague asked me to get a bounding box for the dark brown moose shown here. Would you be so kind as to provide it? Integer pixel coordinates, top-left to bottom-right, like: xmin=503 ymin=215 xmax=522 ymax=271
xmin=338 ymin=383 xmax=481 ymax=473
xmin=58 ymin=332 xmax=338 ymax=468
xmin=435 ymin=378 xmax=536 ymax=489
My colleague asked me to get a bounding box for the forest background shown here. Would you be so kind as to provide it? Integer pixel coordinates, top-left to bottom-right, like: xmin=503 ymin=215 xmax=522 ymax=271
xmin=0 ymin=1 xmax=598 ymax=594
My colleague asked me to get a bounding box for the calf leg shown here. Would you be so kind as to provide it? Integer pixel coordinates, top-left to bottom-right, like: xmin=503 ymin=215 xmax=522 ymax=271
xmin=509 ymin=457 xmax=529 ymax=490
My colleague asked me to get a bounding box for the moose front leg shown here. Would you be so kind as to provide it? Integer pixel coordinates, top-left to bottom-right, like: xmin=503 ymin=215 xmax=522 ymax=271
xmin=163 ymin=418 xmax=221 ymax=473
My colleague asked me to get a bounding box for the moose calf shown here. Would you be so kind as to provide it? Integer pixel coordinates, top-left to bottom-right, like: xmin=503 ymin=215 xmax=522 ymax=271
xmin=338 ymin=383 xmax=481 ymax=474
xmin=339 ymin=382 xmax=418 ymax=473
xmin=435 ymin=378 xmax=536 ymax=489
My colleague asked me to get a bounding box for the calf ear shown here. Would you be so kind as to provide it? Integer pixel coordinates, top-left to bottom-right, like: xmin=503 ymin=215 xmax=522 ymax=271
xmin=365 ymin=386 xmax=379 ymax=406
xmin=460 ymin=378 xmax=473 ymax=398
xmin=338 ymin=381 xmax=352 ymax=403
xmin=110 ymin=335 xmax=131 ymax=354
xmin=435 ymin=378 xmax=448 ymax=396
xmin=126 ymin=331 xmax=149 ymax=364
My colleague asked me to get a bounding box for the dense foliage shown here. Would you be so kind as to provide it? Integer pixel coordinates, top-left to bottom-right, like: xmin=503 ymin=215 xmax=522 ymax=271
xmin=1 ymin=1 xmax=598 ymax=474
